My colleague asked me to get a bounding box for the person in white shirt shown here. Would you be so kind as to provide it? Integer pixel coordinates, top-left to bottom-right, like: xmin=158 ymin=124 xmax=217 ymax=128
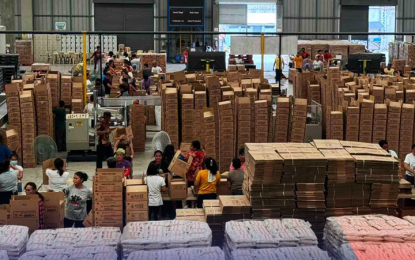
xmin=313 ymin=55 xmax=324 ymax=72
xmin=83 ymin=95 xmax=101 ymax=127
xmin=379 ymin=140 xmax=398 ymax=159
xmin=151 ymin=61 xmax=163 ymax=75
xmin=404 ymin=144 xmax=415 ymax=185
xmin=46 ymin=158 xmax=70 ymax=192
xmin=130 ymin=53 xmax=141 ymax=71
xmin=144 ymin=162 xmax=166 ymax=220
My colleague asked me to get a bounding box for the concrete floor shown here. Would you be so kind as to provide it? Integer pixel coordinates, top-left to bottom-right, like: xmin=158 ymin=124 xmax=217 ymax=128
xmin=20 ymin=63 xmax=292 ymax=189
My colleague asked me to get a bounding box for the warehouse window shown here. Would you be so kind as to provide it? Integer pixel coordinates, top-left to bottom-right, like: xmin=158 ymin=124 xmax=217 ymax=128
xmin=368 ymin=6 xmax=395 ymax=55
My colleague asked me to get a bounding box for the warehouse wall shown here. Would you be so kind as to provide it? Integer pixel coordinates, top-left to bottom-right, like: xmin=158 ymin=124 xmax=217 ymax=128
xmin=282 ymin=0 xmax=341 ymax=40
xmin=396 ymin=0 xmax=415 ymax=40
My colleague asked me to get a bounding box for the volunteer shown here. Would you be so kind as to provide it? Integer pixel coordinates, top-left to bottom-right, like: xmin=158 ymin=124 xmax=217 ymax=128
xmin=83 ymin=95 xmax=101 ymax=126
xmin=186 ymin=140 xmax=206 ymax=187
xmin=143 ymin=63 xmax=151 ymax=78
xmin=384 ymin=63 xmax=395 ymax=76
xmin=103 ymin=73 xmax=113 ymax=97
xmin=103 ymin=60 xmax=115 ymax=76
xmin=124 ymin=59 xmax=133 ymax=73
xmin=183 ymin=47 xmax=189 ymax=70
xmin=0 ymin=160 xmax=21 ymax=204
xmin=115 ymin=148 xmax=132 ymax=170
xmin=114 ymin=135 xmax=134 ymax=161
xmin=316 ymin=50 xmax=325 ymax=61
xmin=150 ymin=150 xmax=169 ymax=178
xmin=116 ymin=78 xmax=137 ymax=97
xmin=300 ymin=48 xmax=309 ymax=59
xmin=10 ymin=152 xmax=23 ymax=180
xmin=131 ymin=53 xmax=141 ymax=71
xmin=119 ymin=69 xmax=134 ymax=85
xmin=379 ymin=140 xmax=398 ymax=159
xmin=324 ymin=50 xmax=332 ymax=63
xmin=227 ymin=158 xmax=244 ymax=195
xmin=163 ymin=145 xmax=175 ymax=170
xmin=96 ymin=112 xmax=113 ymax=169
xmin=89 ymin=46 xmax=101 ymax=71
xmin=313 ymin=55 xmax=324 ymax=72
xmin=151 ymin=61 xmax=163 ymax=75
xmin=230 ymin=147 xmax=245 ymax=171
xmin=195 ymin=157 xmax=221 ymax=208
xmin=24 ymin=182 xmax=45 ymax=229
xmin=273 ymin=55 xmax=285 ymax=82
xmin=52 ymin=101 xmax=66 ymax=152
xmin=142 ymin=74 xmax=153 ymax=95
xmin=302 ymin=54 xmax=313 ymax=71
xmin=294 ymin=52 xmax=303 ymax=72
xmin=95 ymin=79 xmax=105 ymax=98
xmin=46 ymin=158 xmax=70 ymax=192
xmin=64 ymin=172 xmax=91 ymax=228
xmin=0 ymin=135 xmax=12 ymax=162
xmin=145 ymin=162 xmax=166 ymax=221
xmin=107 ymin=157 xmax=117 ymax=168
xmin=105 ymin=51 xmax=114 ymax=63
xmin=404 ymin=144 xmax=415 ymax=185
xmin=123 ymin=52 xmax=129 ymax=61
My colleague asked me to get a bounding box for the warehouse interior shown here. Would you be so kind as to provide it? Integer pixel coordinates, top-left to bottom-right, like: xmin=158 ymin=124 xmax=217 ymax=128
xmin=1 ymin=0 xmax=415 ymax=259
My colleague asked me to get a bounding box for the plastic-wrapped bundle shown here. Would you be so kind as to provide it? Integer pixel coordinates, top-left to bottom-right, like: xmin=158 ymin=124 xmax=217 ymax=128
xmin=26 ymin=228 xmax=121 ymax=252
xmin=0 ymin=251 xmax=9 ymax=260
xmin=403 ymin=216 xmax=415 ymax=226
xmin=0 ymin=226 xmax=29 ymax=260
xmin=121 ymin=221 xmax=212 ymax=260
xmin=338 ymin=242 xmax=415 ymax=260
xmin=126 ymin=247 xmax=225 ymax=260
xmin=18 ymin=246 xmax=117 ymax=260
xmin=228 ymin=247 xmax=330 ymax=260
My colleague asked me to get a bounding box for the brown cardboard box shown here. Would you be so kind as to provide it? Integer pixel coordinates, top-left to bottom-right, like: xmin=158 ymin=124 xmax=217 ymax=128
xmin=94 ymin=192 xmax=123 ymax=202
xmin=125 ymin=201 xmax=148 ymax=211
xmin=169 ymin=181 xmax=187 ymax=199
xmin=217 ymin=178 xmax=232 ymax=195
xmin=126 ymin=185 xmax=148 ymax=201
xmin=93 ymin=181 xmax=123 ymax=192
xmin=168 ymin=151 xmax=193 ymax=179
xmin=95 ymin=168 xmax=125 ymax=182
xmin=219 ymin=195 xmax=251 ymax=214
xmin=126 ymin=211 xmax=149 ymax=221
xmin=42 ymin=192 xmax=64 ymax=227
xmin=83 ymin=211 xmax=94 ymax=227
xmin=0 ymin=205 xmax=9 ymax=225
xmin=9 ymin=196 xmax=39 ymax=233
xmin=94 ymin=201 xmax=123 ymax=211
xmin=20 ymin=91 xmax=34 ymax=103
xmin=124 ymin=179 xmax=144 ymax=186
xmin=95 ymin=210 xmax=123 ymax=220
xmin=95 ymin=219 xmax=123 ymax=228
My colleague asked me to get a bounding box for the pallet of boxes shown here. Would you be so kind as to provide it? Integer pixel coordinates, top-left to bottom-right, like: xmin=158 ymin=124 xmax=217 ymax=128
xmin=93 ymin=169 xmax=125 ymax=229
xmin=35 ymin=82 xmax=53 ymax=138
xmin=20 ymin=90 xmax=37 ymax=168
xmin=125 ymin=178 xmax=148 ymax=224
xmin=72 ymin=77 xmax=84 ymax=113
xmin=129 ymin=104 xmax=146 ymax=152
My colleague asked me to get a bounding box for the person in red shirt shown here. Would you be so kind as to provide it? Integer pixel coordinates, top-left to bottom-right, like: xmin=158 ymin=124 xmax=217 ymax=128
xmin=300 ymin=48 xmax=309 ymax=59
xmin=183 ymin=47 xmax=189 ymax=70
xmin=89 ymin=46 xmax=101 ymax=71
xmin=324 ymin=50 xmax=333 ymax=63
xmin=186 ymin=140 xmax=206 ymax=187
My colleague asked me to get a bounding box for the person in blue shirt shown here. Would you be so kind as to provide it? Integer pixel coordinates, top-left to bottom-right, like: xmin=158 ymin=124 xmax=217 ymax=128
xmin=0 ymin=135 xmax=11 ymax=163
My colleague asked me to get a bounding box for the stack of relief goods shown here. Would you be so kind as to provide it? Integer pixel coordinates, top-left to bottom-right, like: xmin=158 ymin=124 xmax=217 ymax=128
xmin=290 ymin=98 xmax=307 ymax=143
xmin=387 ymin=101 xmax=402 ymax=154
xmin=194 ymin=91 xmax=206 ymax=147
xmin=162 ymin=88 xmax=179 ymax=148
xmin=19 ymin=246 xmax=118 ymax=260
xmin=236 ymin=97 xmax=251 ymax=150
xmin=244 ymin=145 xmax=284 ymax=219
xmin=254 ymin=100 xmax=268 ymax=143
xmin=0 ymin=225 xmax=29 ymax=260
xmin=224 ymin=219 xmax=329 ymax=260
xmin=203 ymin=200 xmax=225 ymax=247
xmin=219 ymin=195 xmax=251 ymax=223
xmin=5 ymin=84 xmax=22 ymax=159
xmin=345 ymin=106 xmax=360 ymax=142
xmin=72 ymin=80 xmax=84 ymax=113
xmin=181 ymin=94 xmax=195 ymax=143
xmin=203 ymin=110 xmax=216 ymax=159
xmin=93 ymin=169 xmax=125 ymax=229
xmin=20 ymin=90 xmax=37 ymax=168
xmin=359 ymin=99 xmax=374 ymax=143
xmin=308 ymin=80 xmax=321 ymax=104
xmin=399 ymin=104 xmax=414 ymax=159
xmin=35 ymin=83 xmax=53 ymax=137
xmin=46 ymin=71 xmax=60 ymax=108
xmin=218 ymin=101 xmax=234 ymax=173
xmin=372 ymin=104 xmax=387 ymax=144
xmin=60 ymin=75 xmax=72 ymax=108
xmin=330 ymin=111 xmax=343 ymax=140
xmin=125 ymin=179 xmax=149 ymax=224
xmin=324 ymin=215 xmax=415 ymax=260
xmin=275 ymin=97 xmax=291 ymax=142
xmin=129 ymin=104 xmax=146 ymax=152
xmin=26 ymin=228 xmax=121 ymax=253
xmin=126 ymin=247 xmax=225 ymax=260
xmin=121 ymin=221 xmax=212 ymax=260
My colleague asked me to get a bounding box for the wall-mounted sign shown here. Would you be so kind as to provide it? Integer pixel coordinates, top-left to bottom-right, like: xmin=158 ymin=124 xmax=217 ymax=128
xmin=55 ymin=22 xmax=67 ymax=31
xmin=169 ymin=7 xmax=203 ymax=26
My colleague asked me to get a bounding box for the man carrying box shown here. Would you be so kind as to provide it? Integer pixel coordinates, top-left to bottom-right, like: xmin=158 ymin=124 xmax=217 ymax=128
xmin=96 ymin=112 xmax=113 ymax=169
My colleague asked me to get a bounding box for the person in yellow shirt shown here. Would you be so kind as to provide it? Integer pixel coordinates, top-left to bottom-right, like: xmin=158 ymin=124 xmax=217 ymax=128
xmin=273 ymin=55 xmax=285 ymax=82
xmin=293 ymin=52 xmax=304 ymax=72
xmin=384 ymin=63 xmax=395 ymax=76
xmin=195 ymin=157 xmax=221 ymax=208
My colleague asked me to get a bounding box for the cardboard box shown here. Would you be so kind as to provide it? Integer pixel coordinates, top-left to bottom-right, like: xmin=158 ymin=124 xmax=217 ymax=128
xmin=168 ymin=151 xmax=193 ymax=179
xmin=219 ymin=195 xmax=251 ymax=214
xmin=42 ymin=192 xmax=64 ymax=226
xmin=94 ymin=201 xmax=123 ymax=211
xmin=94 ymin=210 xmax=123 ymax=220
xmin=95 ymin=168 xmax=125 ymax=182
xmin=125 ymin=200 xmax=148 ymax=211
xmin=126 ymin=185 xmax=148 ymax=201
xmin=83 ymin=211 xmax=94 ymax=227
xmin=126 ymin=211 xmax=149 ymax=221
xmin=124 ymin=179 xmax=144 ymax=186
xmin=94 ymin=192 xmax=123 ymax=202
xmin=95 ymin=219 xmax=123 ymax=228
xmin=93 ymin=180 xmax=123 ymax=192
xmin=217 ymin=178 xmax=232 ymax=195
xmin=169 ymin=181 xmax=187 ymax=199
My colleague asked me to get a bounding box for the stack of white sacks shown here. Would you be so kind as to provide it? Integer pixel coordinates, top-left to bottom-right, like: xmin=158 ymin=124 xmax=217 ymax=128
xmin=324 ymin=215 xmax=415 ymax=259
xmin=224 ymin=219 xmax=330 ymax=260
xmin=121 ymin=221 xmax=212 ymax=260
xmin=338 ymin=242 xmax=415 ymax=260
xmin=18 ymin=246 xmax=118 ymax=260
xmin=0 ymin=251 xmax=9 ymax=260
xmin=0 ymin=226 xmax=29 ymax=260
xmin=126 ymin=247 xmax=225 ymax=260
xmin=26 ymin=228 xmax=121 ymax=252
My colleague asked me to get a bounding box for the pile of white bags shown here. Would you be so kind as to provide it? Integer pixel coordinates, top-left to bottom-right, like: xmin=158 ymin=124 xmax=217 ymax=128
xmin=229 ymin=247 xmax=330 ymax=260
xmin=126 ymin=247 xmax=225 ymax=260
xmin=0 ymin=226 xmax=29 ymax=260
xmin=18 ymin=246 xmax=117 ymax=260
xmin=0 ymin=251 xmax=9 ymax=260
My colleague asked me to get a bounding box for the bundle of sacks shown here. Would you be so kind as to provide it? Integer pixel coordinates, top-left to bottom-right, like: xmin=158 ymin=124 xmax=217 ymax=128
xmin=126 ymin=247 xmax=225 ymax=260
xmin=0 ymin=226 xmax=29 ymax=260
xmin=18 ymin=246 xmax=117 ymax=260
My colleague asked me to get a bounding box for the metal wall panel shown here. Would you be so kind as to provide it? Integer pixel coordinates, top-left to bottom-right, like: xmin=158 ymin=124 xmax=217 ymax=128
xmin=397 ymin=0 xmax=415 ymax=37
xmin=219 ymin=4 xmax=247 ymax=25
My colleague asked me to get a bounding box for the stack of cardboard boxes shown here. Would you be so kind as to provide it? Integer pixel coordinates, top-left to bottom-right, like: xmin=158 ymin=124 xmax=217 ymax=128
xmin=8 ymin=195 xmax=39 ymax=234
xmin=219 ymin=195 xmax=251 ymax=222
xmin=207 ymin=77 xmax=221 ymax=107
xmin=236 ymin=98 xmax=251 ymax=150
xmin=290 ymin=98 xmax=307 ymax=143
xmin=6 ymin=129 xmax=20 ymax=162
xmin=330 ymin=111 xmax=343 ymax=140
xmin=254 ymin=100 xmax=268 ymax=143
xmin=359 ymin=99 xmax=374 ymax=143
xmin=42 ymin=193 xmax=65 ymax=229
xmin=72 ymin=80 xmax=84 ymax=113
xmin=46 ymin=71 xmax=60 ymax=108
xmin=6 ymin=84 xmax=22 ymax=159
xmin=35 ymin=83 xmax=53 ymax=137
xmin=203 ymin=200 xmax=224 ymax=247
xmin=181 ymin=94 xmax=194 ymax=143
xmin=16 ymin=40 xmax=33 ymax=65
xmin=163 ymin=88 xmax=179 ymax=149
xmin=71 ymin=99 xmax=83 ymax=114
xmin=167 ymin=151 xmax=190 ymax=200
xmin=130 ymin=104 xmax=146 ymax=152
xmin=93 ymin=169 xmax=124 ymax=229
xmin=203 ymin=110 xmax=216 ymax=159
xmin=194 ymin=91 xmax=207 ymax=146
xmin=308 ymin=80 xmax=321 ymax=104
xmin=399 ymin=104 xmax=414 ymax=159
xmin=60 ymin=75 xmax=72 ymax=109
xmin=373 ymin=104 xmax=387 ymax=144
xmin=125 ymin=179 xmax=148 ymax=224
xmin=387 ymin=102 xmax=402 ymax=155
xmin=20 ymin=91 xmax=37 ymax=168
xmin=218 ymin=101 xmax=235 ymax=173
xmin=346 ymin=106 xmax=360 ymax=141
xmin=275 ymin=98 xmax=291 ymax=142
xmin=145 ymin=105 xmax=156 ymax=125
